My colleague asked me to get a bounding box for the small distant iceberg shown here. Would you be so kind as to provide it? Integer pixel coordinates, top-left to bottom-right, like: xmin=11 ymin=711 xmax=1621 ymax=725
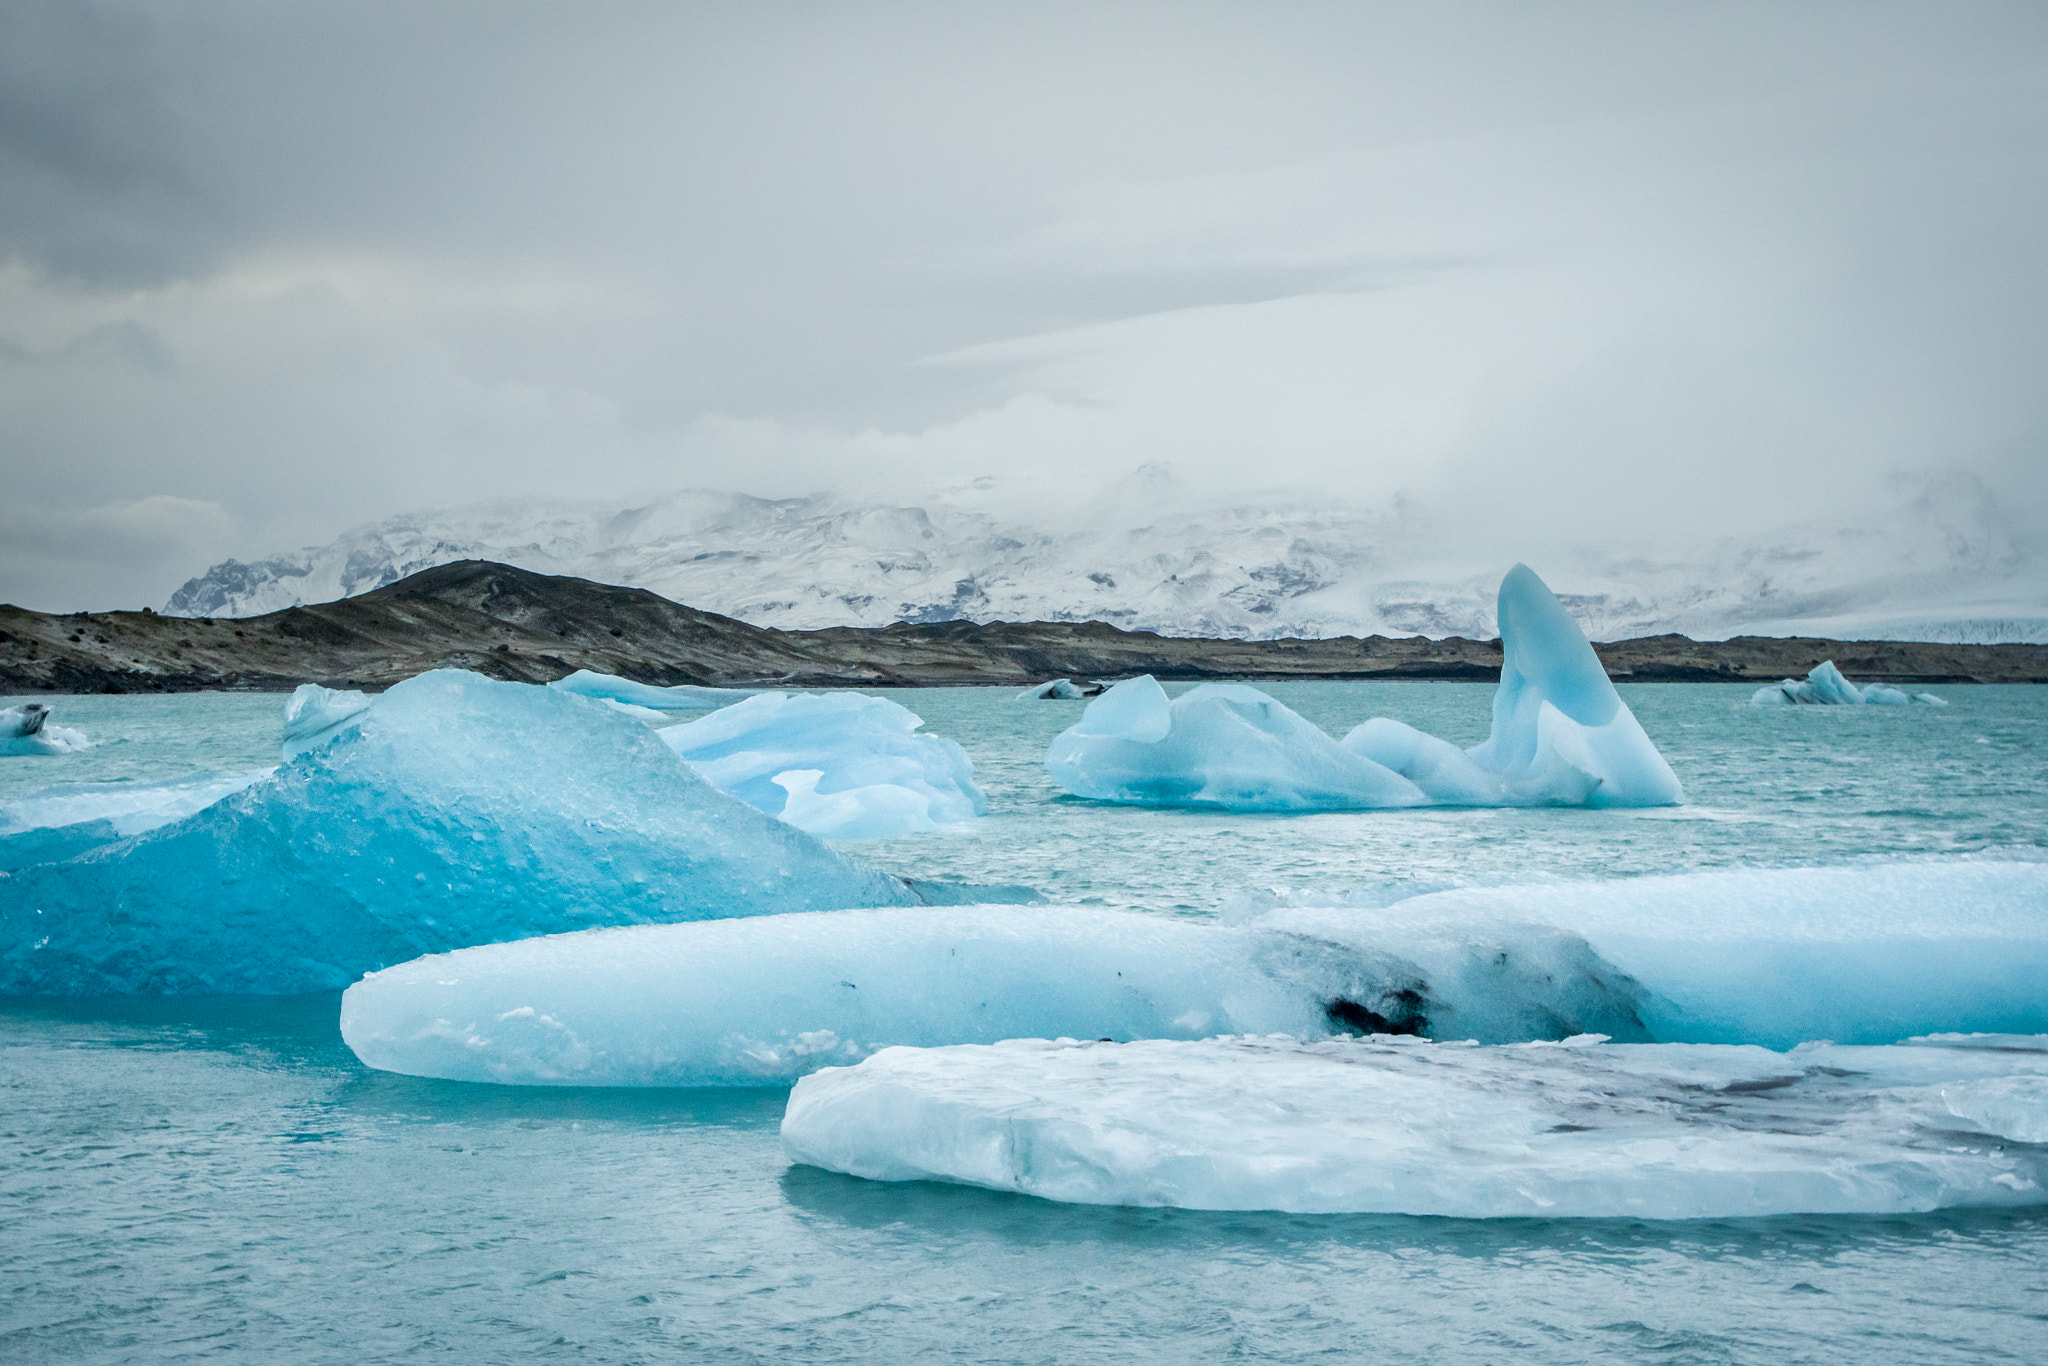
xmin=547 ymin=669 xmax=752 ymax=712
xmin=1752 ymin=661 xmax=1946 ymax=707
xmin=660 ymin=692 xmax=986 ymax=838
xmin=1046 ymin=565 xmax=1685 ymax=810
xmin=1018 ymin=679 xmax=1094 ymax=700
xmin=781 ymin=1033 xmax=2048 ymax=1218
xmin=0 ymin=704 xmax=91 ymax=756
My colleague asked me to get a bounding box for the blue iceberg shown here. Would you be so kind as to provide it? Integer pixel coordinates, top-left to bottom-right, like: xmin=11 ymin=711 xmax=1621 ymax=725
xmin=0 ymin=767 xmax=275 ymax=870
xmin=546 ymin=668 xmax=751 ymax=711
xmin=1045 ymin=565 xmax=1684 ymax=810
xmin=660 ymin=691 xmax=986 ymax=838
xmin=1752 ymin=660 xmax=1946 ymax=707
xmin=0 ymin=670 xmax=922 ymax=995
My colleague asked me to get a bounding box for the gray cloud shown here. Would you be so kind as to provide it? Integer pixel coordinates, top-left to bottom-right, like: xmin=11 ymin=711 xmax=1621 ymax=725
xmin=1 ymin=1 xmax=2044 ymax=609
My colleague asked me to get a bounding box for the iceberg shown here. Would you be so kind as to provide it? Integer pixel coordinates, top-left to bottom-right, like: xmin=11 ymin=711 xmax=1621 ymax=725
xmin=0 ymin=670 xmax=923 ymax=995
xmin=659 ymin=691 xmax=986 ymax=838
xmin=339 ymin=905 xmax=1652 ymax=1087
xmin=1255 ymin=861 xmax=2048 ymax=1048
xmin=0 ymin=768 xmax=275 ymax=870
xmin=780 ymin=1033 xmax=2048 ymax=1218
xmin=1046 ymin=676 xmax=1428 ymax=811
xmin=546 ymin=669 xmax=750 ymax=712
xmin=281 ymin=684 xmax=374 ymax=758
xmin=1044 ymin=565 xmax=1683 ymax=810
xmin=1752 ymin=660 xmax=1946 ymax=707
xmin=0 ymin=703 xmax=91 ymax=756
xmin=1018 ymin=679 xmax=1091 ymax=700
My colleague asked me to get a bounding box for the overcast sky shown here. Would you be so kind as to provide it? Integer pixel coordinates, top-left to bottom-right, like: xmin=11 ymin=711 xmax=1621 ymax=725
xmin=3 ymin=0 xmax=2045 ymax=610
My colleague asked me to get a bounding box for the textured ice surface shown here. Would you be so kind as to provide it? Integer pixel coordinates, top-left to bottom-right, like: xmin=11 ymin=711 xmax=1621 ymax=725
xmin=1047 ymin=677 xmax=1428 ymax=811
xmin=547 ymin=669 xmax=749 ymax=711
xmin=1 ymin=769 xmax=274 ymax=838
xmin=660 ymin=692 xmax=985 ymax=837
xmin=0 ymin=704 xmax=91 ymax=756
xmin=281 ymin=685 xmax=374 ymax=758
xmin=1272 ymin=862 xmax=2048 ymax=1048
xmin=340 ymin=905 xmax=1652 ymax=1087
xmin=1019 ymin=679 xmax=1089 ymax=700
xmin=781 ymin=1033 xmax=2048 ymax=1218
xmin=0 ymin=670 xmax=920 ymax=994
xmin=1047 ymin=566 xmax=1681 ymax=810
xmin=1752 ymin=661 xmax=1946 ymax=707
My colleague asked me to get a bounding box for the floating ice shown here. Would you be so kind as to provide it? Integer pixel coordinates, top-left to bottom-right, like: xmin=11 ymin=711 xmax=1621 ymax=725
xmin=281 ymin=684 xmax=374 ymax=758
xmin=1752 ymin=661 xmax=1946 ymax=707
xmin=547 ymin=669 xmax=749 ymax=711
xmin=660 ymin=691 xmax=985 ymax=837
xmin=1047 ymin=677 xmax=1427 ymax=811
xmin=339 ymin=905 xmax=1651 ymax=1087
xmin=1261 ymin=861 xmax=2048 ymax=1048
xmin=1018 ymin=679 xmax=1089 ymax=700
xmin=0 ymin=704 xmax=91 ymax=756
xmin=1045 ymin=565 xmax=1682 ymax=810
xmin=0 ymin=768 xmax=276 ymax=869
xmin=0 ymin=670 xmax=923 ymax=995
xmin=781 ymin=1033 xmax=2048 ymax=1218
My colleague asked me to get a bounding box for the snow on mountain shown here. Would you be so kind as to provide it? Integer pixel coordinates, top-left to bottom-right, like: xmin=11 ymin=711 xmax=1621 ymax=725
xmin=164 ymin=482 xmax=2048 ymax=643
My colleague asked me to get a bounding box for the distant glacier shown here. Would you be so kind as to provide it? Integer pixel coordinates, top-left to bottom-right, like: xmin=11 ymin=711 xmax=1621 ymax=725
xmin=164 ymin=487 xmax=2048 ymax=643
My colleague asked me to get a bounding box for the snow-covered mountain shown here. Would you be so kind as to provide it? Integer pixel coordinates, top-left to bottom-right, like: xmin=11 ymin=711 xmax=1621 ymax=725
xmin=164 ymin=483 xmax=2048 ymax=643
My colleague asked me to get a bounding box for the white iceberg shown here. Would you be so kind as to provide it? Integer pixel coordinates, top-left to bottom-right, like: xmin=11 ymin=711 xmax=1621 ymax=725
xmin=1046 ymin=676 xmax=1428 ymax=811
xmin=1045 ymin=565 xmax=1683 ymax=810
xmin=0 ymin=670 xmax=923 ymax=995
xmin=781 ymin=1033 xmax=2048 ymax=1218
xmin=1018 ymin=679 xmax=1090 ymax=700
xmin=546 ymin=669 xmax=750 ymax=711
xmin=1751 ymin=661 xmax=1946 ymax=707
xmin=0 ymin=704 xmax=91 ymax=756
xmin=339 ymin=904 xmax=1652 ymax=1087
xmin=1257 ymin=861 xmax=2048 ymax=1048
xmin=660 ymin=691 xmax=986 ymax=838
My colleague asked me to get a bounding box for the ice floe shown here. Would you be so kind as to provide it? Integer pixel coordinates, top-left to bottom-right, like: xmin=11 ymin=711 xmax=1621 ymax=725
xmin=1254 ymin=862 xmax=2048 ymax=1047
xmin=1752 ymin=661 xmax=1946 ymax=707
xmin=781 ymin=1032 xmax=2048 ymax=1218
xmin=339 ymin=905 xmax=1651 ymax=1086
xmin=546 ymin=668 xmax=751 ymax=711
xmin=0 ymin=768 xmax=276 ymax=870
xmin=1045 ymin=565 xmax=1683 ymax=811
xmin=1018 ymin=679 xmax=1091 ymax=700
xmin=0 ymin=704 xmax=91 ymax=756
xmin=0 ymin=669 xmax=922 ymax=994
xmin=660 ymin=691 xmax=985 ymax=838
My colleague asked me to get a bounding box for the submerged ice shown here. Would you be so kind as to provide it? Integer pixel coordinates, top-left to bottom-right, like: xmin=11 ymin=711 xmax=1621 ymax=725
xmin=781 ymin=1032 xmax=2048 ymax=1219
xmin=660 ymin=691 xmax=985 ymax=838
xmin=1045 ymin=565 xmax=1683 ymax=811
xmin=0 ymin=670 xmax=922 ymax=995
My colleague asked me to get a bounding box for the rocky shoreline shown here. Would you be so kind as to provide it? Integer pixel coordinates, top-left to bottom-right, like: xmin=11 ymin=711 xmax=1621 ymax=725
xmin=3 ymin=561 xmax=2043 ymax=694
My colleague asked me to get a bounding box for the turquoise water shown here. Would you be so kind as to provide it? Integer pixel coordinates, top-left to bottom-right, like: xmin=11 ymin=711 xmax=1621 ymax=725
xmin=4 ymin=682 xmax=2046 ymax=1363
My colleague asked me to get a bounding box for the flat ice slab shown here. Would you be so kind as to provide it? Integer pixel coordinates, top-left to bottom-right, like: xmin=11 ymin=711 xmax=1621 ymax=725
xmin=0 ymin=670 xmax=919 ymax=995
xmin=1282 ymin=861 xmax=2048 ymax=1047
xmin=782 ymin=1033 xmax=2048 ymax=1218
xmin=660 ymin=691 xmax=986 ymax=838
xmin=340 ymin=904 xmax=1650 ymax=1087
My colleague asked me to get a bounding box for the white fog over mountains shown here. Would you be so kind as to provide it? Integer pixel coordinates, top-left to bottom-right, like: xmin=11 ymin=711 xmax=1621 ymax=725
xmin=165 ymin=475 xmax=2048 ymax=643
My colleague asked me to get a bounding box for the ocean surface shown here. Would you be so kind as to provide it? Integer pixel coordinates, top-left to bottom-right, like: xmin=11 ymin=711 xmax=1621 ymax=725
xmin=4 ymin=681 xmax=2046 ymax=1363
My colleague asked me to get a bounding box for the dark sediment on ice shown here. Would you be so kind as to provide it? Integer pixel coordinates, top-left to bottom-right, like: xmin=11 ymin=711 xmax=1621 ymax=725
xmin=4 ymin=560 xmax=2043 ymax=693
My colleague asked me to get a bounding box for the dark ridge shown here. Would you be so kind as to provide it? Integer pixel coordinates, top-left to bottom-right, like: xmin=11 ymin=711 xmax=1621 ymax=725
xmin=3 ymin=559 xmax=2044 ymax=693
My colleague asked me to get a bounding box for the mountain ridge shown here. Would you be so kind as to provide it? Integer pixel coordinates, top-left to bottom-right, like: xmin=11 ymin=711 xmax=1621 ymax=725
xmin=9 ymin=560 xmax=2044 ymax=694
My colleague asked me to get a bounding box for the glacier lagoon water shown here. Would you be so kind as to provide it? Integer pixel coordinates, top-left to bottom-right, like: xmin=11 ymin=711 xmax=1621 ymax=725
xmin=4 ymin=681 xmax=2047 ymax=1362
